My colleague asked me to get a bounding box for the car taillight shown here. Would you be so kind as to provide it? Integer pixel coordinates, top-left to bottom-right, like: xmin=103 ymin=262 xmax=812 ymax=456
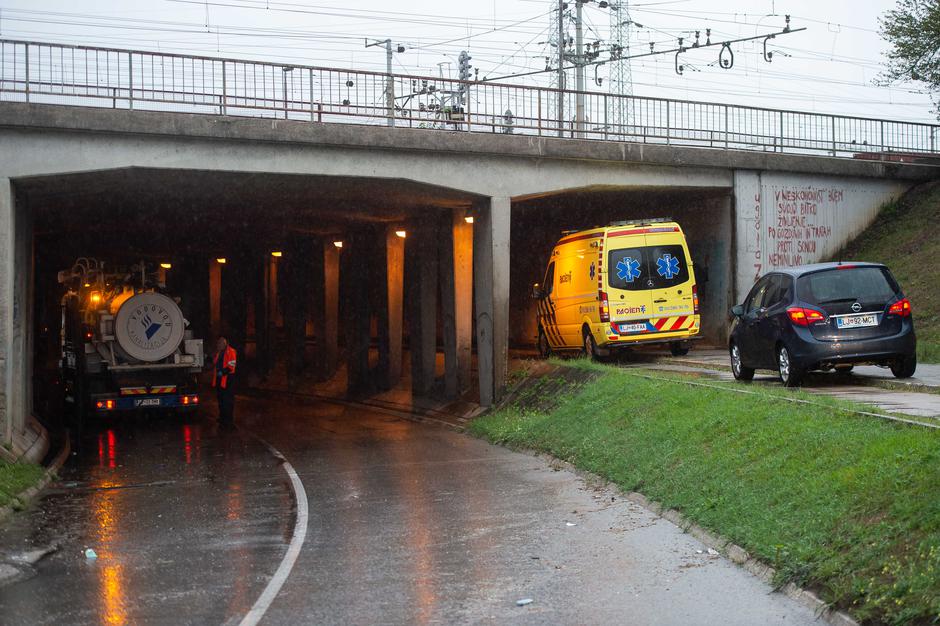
xmin=599 ymin=291 xmax=610 ymax=323
xmin=692 ymin=284 xmax=699 ymax=314
xmin=888 ymin=298 xmax=911 ymax=317
xmin=787 ymin=307 xmax=826 ymax=326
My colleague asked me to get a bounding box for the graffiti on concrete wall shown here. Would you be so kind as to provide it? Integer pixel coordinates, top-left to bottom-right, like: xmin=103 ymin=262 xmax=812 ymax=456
xmin=766 ymin=186 xmax=841 ymax=268
xmin=734 ymin=171 xmax=908 ymax=303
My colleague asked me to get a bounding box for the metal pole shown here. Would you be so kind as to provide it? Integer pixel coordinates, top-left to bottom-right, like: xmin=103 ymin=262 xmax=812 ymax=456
xmin=366 ymin=38 xmax=395 ymax=127
xmin=557 ymin=0 xmax=565 ymax=137
xmin=575 ymin=0 xmax=585 ymax=138
xmin=385 ymin=40 xmax=395 ymax=127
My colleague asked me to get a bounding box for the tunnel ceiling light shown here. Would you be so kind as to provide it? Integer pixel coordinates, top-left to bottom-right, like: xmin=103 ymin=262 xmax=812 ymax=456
xmin=395 ymin=230 xmax=407 ymax=238
xmin=160 ymin=263 xmax=172 ymax=269
xmin=271 ymin=251 xmax=283 ymax=257
xmin=464 ymin=209 xmax=474 ymax=224
xmin=216 ymin=258 xmax=227 ymax=264
xmin=333 ymin=240 xmax=344 ymax=249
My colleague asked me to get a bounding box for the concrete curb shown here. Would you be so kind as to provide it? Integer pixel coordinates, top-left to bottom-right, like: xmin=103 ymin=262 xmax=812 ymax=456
xmin=0 ymin=437 xmax=71 ymax=525
xmin=622 ymin=491 xmax=858 ymax=626
xmin=481 ymin=443 xmax=859 ymax=626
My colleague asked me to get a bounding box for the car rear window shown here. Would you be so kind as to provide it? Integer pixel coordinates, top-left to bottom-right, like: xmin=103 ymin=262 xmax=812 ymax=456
xmin=796 ymin=267 xmax=899 ymax=305
xmin=607 ymin=245 xmax=690 ymax=290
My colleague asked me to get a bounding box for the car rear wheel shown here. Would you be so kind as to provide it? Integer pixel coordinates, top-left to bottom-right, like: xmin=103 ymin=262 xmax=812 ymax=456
xmin=582 ymin=330 xmax=599 ymax=361
xmin=890 ymin=354 xmax=917 ymax=379
xmin=730 ymin=342 xmax=754 ymax=381
xmin=669 ymin=342 xmax=690 ymax=357
xmin=537 ymin=328 xmax=552 ymax=359
xmin=777 ymin=345 xmax=804 ymax=387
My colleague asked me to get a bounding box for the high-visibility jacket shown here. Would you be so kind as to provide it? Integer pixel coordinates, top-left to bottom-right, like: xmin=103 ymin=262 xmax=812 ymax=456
xmin=212 ymin=345 xmax=237 ymax=389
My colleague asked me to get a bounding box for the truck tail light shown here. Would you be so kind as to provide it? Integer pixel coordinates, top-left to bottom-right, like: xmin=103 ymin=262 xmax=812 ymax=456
xmin=787 ymin=307 xmax=826 ymax=326
xmin=96 ymin=399 xmax=115 ymax=410
xmin=888 ymin=298 xmax=911 ymax=317
xmin=599 ymin=291 xmax=610 ymax=323
xmin=692 ymin=284 xmax=699 ymax=314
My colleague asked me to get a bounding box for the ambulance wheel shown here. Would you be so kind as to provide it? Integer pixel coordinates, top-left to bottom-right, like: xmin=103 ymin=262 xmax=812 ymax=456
xmin=669 ymin=342 xmax=689 ymax=357
xmin=582 ymin=330 xmax=599 ymax=361
xmin=537 ymin=328 xmax=552 ymax=359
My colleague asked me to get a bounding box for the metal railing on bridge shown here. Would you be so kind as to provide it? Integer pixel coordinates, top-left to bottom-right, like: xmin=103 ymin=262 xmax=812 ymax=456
xmin=1 ymin=38 xmax=937 ymax=159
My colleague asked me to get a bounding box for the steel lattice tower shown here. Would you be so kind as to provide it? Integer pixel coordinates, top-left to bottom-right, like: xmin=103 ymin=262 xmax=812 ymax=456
xmin=608 ymin=1 xmax=633 ymax=135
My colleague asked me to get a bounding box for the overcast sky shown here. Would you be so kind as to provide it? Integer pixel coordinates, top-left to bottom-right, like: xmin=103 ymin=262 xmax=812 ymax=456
xmin=0 ymin=0 xmax=932 ymax=122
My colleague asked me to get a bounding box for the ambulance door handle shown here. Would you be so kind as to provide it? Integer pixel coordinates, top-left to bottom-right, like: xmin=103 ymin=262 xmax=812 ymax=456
xmin=653 ymin=298 xmax=668 ymax=303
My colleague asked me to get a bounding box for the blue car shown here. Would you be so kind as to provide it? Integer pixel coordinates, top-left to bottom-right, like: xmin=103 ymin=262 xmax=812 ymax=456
xmin=729 ymin=262 xmax=916 ymax=387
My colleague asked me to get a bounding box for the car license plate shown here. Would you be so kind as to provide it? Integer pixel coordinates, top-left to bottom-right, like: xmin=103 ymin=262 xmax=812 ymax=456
xmin=836 ymin=314 xmax=878 ymax=329
xmin=619 ymin=323 xmax=648 ymax=333
xmin=135 ymin=398 xmax=162 ymax=407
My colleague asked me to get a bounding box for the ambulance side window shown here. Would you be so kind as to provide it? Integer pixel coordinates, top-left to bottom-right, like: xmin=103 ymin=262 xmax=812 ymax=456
xmin=543 ymin=262 xmax=555 ymax=296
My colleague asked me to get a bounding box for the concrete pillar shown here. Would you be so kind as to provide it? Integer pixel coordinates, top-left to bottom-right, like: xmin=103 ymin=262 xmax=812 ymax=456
xmin=209 ymin=259 xmax=222 ymax=340
xmin=379 ymin=227 xmax=404 ymax=389
xmin=0 ymin=179 xmax=30 ymax=454
xmin=221 ymin=253 xmax=249 ymax=354
xmin=282 ymin=239 xmax=312 ymax=388
xmin=252 ymin=253 xmax=271 ymax=377
xmin=408 ymin=223 xmax=439 ymax=396
xmin=439 ymin=214 xmax=458 ymax=399
xmin=452 ymin=211 xmax=474 ymax=395
xmin=474 ymin=196 xmax=511 ymax=407
xmin=342 ymin=231 xmax=371 ymax=395
xmin=314 ymin=241 xmax=340 ymax=381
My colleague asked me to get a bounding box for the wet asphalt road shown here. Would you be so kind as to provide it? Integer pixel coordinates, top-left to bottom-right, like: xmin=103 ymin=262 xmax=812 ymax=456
xmin=1 ymin=397 xmax=822 ymax=625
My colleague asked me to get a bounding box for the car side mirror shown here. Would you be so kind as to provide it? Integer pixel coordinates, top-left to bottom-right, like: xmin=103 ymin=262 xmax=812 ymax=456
xmin=532 ymin=284 xmax=544 ymax=299
xmin=730 ymin=304 xmax=744 ymax=318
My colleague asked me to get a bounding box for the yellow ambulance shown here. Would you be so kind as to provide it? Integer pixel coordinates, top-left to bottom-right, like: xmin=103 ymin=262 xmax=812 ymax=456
xmin=533 ymin=219 xmax=700 ymax=358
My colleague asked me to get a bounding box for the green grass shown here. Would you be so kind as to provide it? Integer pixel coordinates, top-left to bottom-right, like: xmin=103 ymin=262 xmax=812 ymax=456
xmin=834 ymin=183 xmax=940 ymax=363
xmin=0 ymin=460 xmax=45 ymax=509
xmin=471 ymin=363 xmax=940 ymax=625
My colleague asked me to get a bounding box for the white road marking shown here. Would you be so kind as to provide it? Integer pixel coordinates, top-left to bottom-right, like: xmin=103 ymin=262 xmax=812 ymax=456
xmin=238 ymin=436 xmax=309 ymax=626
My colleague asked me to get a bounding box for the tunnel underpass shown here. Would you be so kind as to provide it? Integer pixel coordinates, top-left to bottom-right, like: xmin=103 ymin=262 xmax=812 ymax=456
xmin=511 ymin=186 xmax=733 ymax=349
xmin=23 ymin=167 xmax=486 ymax=427
xmin=18 ymin=165 xmax=735 ymax=437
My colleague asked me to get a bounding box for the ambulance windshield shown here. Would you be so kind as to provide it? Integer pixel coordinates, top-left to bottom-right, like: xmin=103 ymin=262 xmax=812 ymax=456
xmin=607 ymin=245 xmax=690 ymax=290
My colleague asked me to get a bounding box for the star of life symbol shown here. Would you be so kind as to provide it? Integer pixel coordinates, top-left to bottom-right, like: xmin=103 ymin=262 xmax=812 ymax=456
xmin=616 ymin=257 xmax=642 ymax=283
xmin=589 ymin=262 xmax=596 ymax=281
xmin=656 ymin=254 xmax=680 ymax=280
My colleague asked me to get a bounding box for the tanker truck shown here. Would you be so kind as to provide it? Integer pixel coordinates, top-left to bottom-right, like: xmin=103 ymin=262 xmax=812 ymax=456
xmin=59 ymin=258 xmax=204 ymax=424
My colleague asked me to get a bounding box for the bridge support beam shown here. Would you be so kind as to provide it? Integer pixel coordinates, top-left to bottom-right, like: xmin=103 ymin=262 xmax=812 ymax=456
xmin=314 ymin=240 xmax=340 ymax=382
xmin=409 ymin=222 xmax=439 ymax=397
xmin=343 ymin=231 xmax=371 ymax=395
xmin=209 ymin=259 xmax=222 ymax=341
xmin=378 ymin=226 xmax=405 ymax=390
xmin=453 ymin=211 xmax=474 ymax=396
xmin=474 ymin=196 xmax=511 ymax=407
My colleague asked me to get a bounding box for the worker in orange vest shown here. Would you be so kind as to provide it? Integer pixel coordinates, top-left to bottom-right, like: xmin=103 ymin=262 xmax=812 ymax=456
xmin=212 ymin=335 xmax=238 ymax=425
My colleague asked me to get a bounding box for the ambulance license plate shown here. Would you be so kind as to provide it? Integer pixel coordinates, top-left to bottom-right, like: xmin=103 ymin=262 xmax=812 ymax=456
xmin=836 ymin=314 xmax=878 ymax=329
xmin=618 ymin=323 xmax=648 ymax=334
xmin=135 ymin=398 xmax=162 ymax=407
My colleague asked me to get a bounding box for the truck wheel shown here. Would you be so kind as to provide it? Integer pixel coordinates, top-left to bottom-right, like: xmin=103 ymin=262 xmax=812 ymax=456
xmin=537 ymin=328 xmax=552 ymax=359
xmin=669 ymin=342 xmax=690 ymax=357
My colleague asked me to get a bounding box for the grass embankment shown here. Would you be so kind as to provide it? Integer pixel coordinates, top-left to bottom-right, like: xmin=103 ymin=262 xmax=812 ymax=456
xmin=0 ymin=459 xmax=45 ymax=509
xmin=835 ymin=182 xmax=940 ymax=363
xmin=471 ymin=361 xmax=940 ymax=625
